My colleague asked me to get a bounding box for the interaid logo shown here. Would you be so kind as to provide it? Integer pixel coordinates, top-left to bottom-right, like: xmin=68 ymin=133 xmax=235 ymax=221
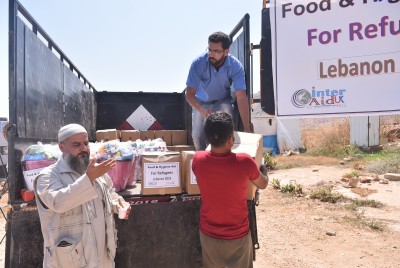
xmin=292 ymin=88 xmax=346 ymax=108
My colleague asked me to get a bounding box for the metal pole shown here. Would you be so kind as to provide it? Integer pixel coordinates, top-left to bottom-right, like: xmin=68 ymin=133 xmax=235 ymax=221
xmin=8 ymin=0 xmax=18 ymax=204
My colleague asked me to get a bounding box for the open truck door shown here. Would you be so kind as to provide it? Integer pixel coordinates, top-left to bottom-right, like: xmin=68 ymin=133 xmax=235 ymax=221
xmin=229 ymin=13 xmax=260 ymax=259
xmin=229 ymin=14 xmax=253 ymax=131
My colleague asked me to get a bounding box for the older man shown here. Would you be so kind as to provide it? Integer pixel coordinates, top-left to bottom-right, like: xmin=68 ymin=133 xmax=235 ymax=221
xmin=34 ymin=123 xmax=131 ymax=268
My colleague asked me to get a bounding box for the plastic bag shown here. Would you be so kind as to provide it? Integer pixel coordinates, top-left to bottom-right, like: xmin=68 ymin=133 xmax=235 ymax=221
xmin=96 ymin=141 xmax=134 ymax=161
xmin=91 ymin=141 xmax=139 ymax=191
xmin=24 ymin=142 xmax=61 ymax=161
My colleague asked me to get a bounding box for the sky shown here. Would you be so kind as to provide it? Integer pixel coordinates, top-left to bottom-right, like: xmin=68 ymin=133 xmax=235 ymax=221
xmin=0 ymin=0 xmax=263 ymax=119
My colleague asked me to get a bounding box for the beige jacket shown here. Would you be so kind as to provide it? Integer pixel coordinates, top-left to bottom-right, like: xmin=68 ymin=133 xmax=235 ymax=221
xmin=34 ymin=157 xmax=122 ymax=268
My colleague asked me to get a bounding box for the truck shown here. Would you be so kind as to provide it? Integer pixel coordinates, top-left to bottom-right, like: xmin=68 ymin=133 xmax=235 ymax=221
xmin=4 ymin=0 xmax=266 ymax=267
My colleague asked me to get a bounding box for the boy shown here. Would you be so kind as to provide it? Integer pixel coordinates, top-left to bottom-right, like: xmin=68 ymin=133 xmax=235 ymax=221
xmin=192 ymin=112 xmax=269 ymax=268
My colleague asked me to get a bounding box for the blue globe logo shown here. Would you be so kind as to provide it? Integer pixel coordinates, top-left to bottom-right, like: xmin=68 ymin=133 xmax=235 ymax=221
xmin=292 ymin=89 xmax=311 ymax=108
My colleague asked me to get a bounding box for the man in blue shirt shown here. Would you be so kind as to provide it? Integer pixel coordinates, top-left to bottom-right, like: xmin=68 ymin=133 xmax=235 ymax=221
xmin=185 ymin=31 xmax=251 ymax=150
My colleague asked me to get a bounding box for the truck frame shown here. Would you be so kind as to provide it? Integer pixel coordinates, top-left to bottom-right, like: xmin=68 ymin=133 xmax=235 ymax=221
xmin=5 ymin=1 xmax=261 ymax=267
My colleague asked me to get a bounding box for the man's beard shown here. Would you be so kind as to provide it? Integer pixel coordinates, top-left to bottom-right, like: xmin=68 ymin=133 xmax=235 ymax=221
xmin=209 ymin=55 xmax=226 ymax=68
xmin=65 ymin=152 xmax=90 ymax=175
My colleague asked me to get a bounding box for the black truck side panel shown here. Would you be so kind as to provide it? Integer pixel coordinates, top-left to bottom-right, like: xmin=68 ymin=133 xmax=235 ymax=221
xmin=14 ymin=17 xmax=97 ymax=141
xmin=17 ymin=17 xmax=63 ymax=139
xmin=23 ymin=21 xmax=64 ymax=140
xmin=260 ymin=8 xmax=275 ymax=115
xmin=96 ymin=91 xmax=188 ymax=131
xmin=6 ymin=201 xmax=202 ymax=268
xmin=9 ymin=17 xmax=98 ymax=203
xmin=64 ymin=65 xmax=97 ymax=139
xmin=115 ymin=201 xmax=202 ymax=268
xmin=5 ymin=210 xmax=43 ymax=268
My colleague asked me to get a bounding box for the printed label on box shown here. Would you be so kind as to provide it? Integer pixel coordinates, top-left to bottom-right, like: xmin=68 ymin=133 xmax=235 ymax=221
xmin=144 ymin=162 xmax=180 ymax=188
xmin=23 ymin=168 xmax=44 ymax=191
xmin=189 ymin=160 xmax=197 ymax=185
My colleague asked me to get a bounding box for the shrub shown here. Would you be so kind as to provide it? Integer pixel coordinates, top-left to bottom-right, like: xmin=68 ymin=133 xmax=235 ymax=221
xmin=343 ymin=215 xmax=384 ymax=231
xmin=280 ymin=180 xmax=303 ymax=195
xmin=309 ymin=186 xmax=343 ymax=203
xmin=302 ymin=121 xmax=351 ymax=157
xmin=344 ymin=199 xmax=383 ymax=210
xmin=271 ymin=178 xmax=280 ymax=189
xmin=342 ymin=171 xmax=361 ymax=179
xmin=263 ymin=153 xmax=278 ymax=170
xmin=366 ymin=155 xmax=400 ymax=174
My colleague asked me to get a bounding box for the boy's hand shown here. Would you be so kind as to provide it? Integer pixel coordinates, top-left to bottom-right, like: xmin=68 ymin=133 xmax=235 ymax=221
xmin=260 ymin=165 xmax=268 ymax=176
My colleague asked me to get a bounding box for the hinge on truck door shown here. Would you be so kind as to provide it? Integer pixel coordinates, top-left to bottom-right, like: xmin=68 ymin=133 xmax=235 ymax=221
xmin=2 ymin=123 xmax=15 ymax=142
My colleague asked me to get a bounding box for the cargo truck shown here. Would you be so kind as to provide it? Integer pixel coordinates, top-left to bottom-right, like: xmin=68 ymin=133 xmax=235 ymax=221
xmin=4 ymin=0 xmax=268 ymax=267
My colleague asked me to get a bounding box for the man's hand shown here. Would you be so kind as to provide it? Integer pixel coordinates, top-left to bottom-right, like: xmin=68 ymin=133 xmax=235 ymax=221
xmin=118 ymin=199 xmax=132 ymax=220
xmin=186 ymin=87 xmax=214 ymax=118
xmin=243 ymin=123 xmax=252 ymax=133
xmin=249 ymin=122 xmax=254 ymax=133
xmin=235 ymin=90 xmax=251 ymax=133
xmin=200 ymin=107 xmax=213 ymax=118
xmin=87 ymin=158 xmax=116 ymax=182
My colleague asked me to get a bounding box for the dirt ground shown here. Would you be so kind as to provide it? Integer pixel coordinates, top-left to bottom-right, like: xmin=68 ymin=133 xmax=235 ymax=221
xmin=0 ymin=165 xmax=399 ymax=267
xmin=252 ymin=165 xmax=400 ymax=268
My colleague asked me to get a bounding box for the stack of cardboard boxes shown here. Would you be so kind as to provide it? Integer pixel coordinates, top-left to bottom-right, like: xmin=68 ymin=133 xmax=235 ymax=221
xmin=95 ymin=129 xmax=121 ymax=142
xmin=95 ymin=129 xmax=263 ymax=199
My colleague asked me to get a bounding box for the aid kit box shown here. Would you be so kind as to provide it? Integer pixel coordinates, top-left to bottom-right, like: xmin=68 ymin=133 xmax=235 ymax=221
xmin=181 ymin=151 xmax=200 ymax=195
xmin=206 ymin=131 xmax=263 ymax=200
xmin=167 ymin=145 xmax=195 ymax=152
xmin=96 ymin=129 xmax=120 ymax=142
xmin=154 ymin=130 xmax=172 ymax=146
xmin=140 ymin=130 xmax=155 ymax=141
xmin=120 ymin=130 xmax=140 ymax=142
xmin=171 ymin=130 xmax=188 ymax=145
xmin=141 ymin=151 xmax=182 ymax=195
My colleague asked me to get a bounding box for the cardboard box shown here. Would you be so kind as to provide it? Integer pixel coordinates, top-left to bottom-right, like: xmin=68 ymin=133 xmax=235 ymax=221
xmin=232 ymin=132 xmax=263 ymax=200
xmin=206 ymin=131 xmax=263 ymax=200
xmin=96 ymin=129 xmax=120 ymax=142
xmin=181 ymin=151 xmax=200 ymax=195
xmin=187 ymin=130 xmax=194 ymax=146
xmin=140 ymin=130 xmax=155 ymax=141
xmin=120 ymin=130 xmax=140 ymax=142
xmin=154 ymin=130 xmax=172 ymax=146
xmin=167 ymin=145 xmax=195 ymax=152
xmin=141 ymin=151 xmax=182 ymax=195
xmin=171 ymin=130 xmax=188 ymax=145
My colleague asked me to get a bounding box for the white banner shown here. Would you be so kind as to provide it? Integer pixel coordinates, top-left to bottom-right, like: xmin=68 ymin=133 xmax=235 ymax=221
xmin=270 ymin=0 xmax=400 ymax=116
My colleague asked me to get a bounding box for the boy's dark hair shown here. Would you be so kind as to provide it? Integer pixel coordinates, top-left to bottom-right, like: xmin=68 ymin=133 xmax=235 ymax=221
xmin=204 ymin=112 xmax=234 ymax=147
xmin=208 ymin=32 xmax=231 ymax=50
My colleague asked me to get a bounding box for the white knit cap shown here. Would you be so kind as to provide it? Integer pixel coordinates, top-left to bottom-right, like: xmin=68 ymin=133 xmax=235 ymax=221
xmin=58 ymin=124 xmax=87 ymax=142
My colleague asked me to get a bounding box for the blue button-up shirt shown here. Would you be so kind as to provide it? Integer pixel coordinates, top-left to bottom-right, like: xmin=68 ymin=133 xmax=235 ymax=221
xmin=186 ymin=53 xmax=246 ymax=102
